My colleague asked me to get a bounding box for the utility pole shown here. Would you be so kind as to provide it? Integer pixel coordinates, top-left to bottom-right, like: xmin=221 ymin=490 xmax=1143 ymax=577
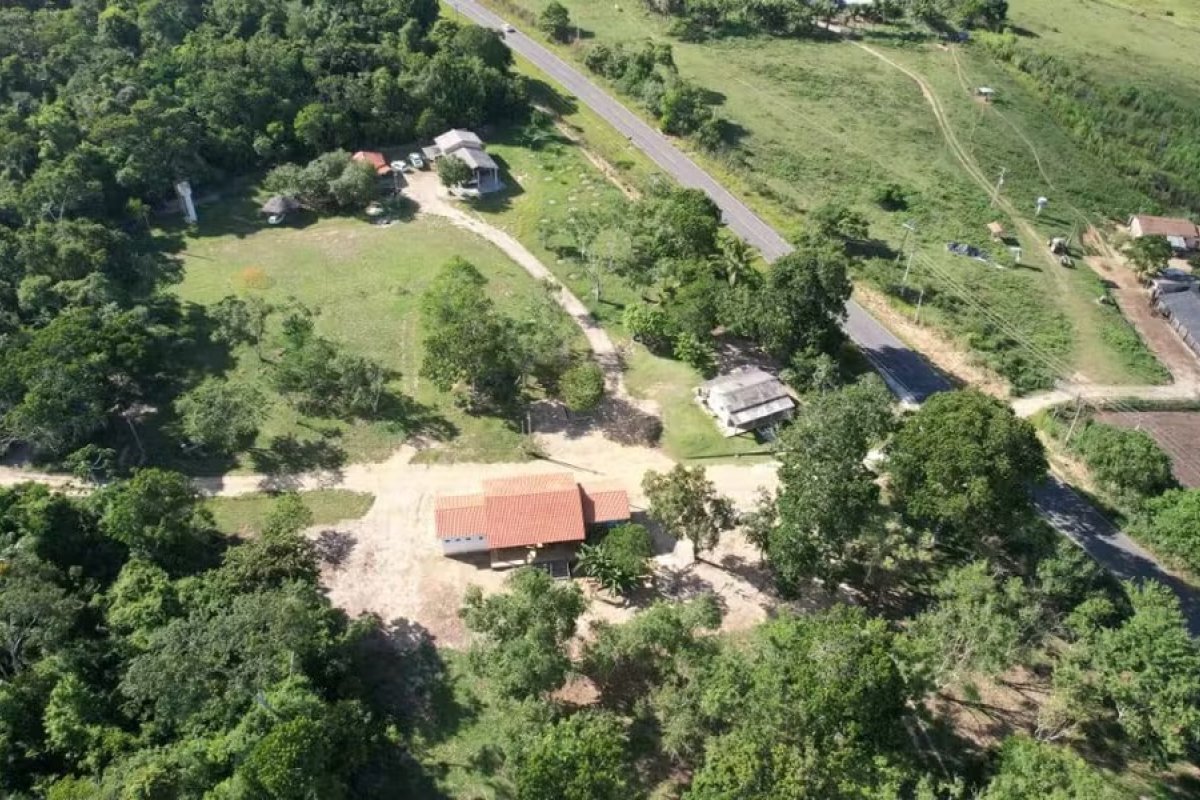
xmin=896 ymin=220 xmax=917 ymax=263
xmin=991 ymin=166 xmax=1007 ymax=208
xmin=1064 ymin=396 xmax=1084 ymax=443
xmin=913 ymin=288 xmax=925 ymax=324
xmin=902 ymin=248 xmax=915 ymax=285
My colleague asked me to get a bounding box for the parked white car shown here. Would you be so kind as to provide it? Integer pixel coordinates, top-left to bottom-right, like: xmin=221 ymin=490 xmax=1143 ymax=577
xmin=390 ymin=159 xmax=410 ymax=173
xmin=408 ymin=152 xmax=425 ymax=169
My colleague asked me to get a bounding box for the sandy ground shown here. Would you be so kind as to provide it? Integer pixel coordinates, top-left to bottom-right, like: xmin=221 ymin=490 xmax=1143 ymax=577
xmin=305 ymin=429 xmax=786 ymax=647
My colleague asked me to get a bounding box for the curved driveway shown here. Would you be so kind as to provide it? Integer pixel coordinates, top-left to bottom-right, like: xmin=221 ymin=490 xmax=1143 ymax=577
xmin=450 ymin=0 xmax=1200 ymax=634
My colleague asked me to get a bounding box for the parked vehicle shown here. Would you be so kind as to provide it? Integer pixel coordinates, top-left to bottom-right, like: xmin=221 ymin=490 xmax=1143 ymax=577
xmin=408 ymin=152 xmax=425 ymax=170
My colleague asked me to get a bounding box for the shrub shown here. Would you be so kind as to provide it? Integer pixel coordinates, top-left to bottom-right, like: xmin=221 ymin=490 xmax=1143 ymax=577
xmin=1072 ymin=421 xmax=1175 ymax=503
xmin=623 ymin=303 xmax=674 ymax=354
xmin=872 ymin=182 xmax=909 ymax=211
xmin=1132 ymin=489 xmax=1200 ymax=574
xmin=577 ymin=523 xmax=654 ymax=595
xmin=560 ymin=361 xmax=606 ymax=412
xmin=437 ymin=155 xmax=473 ymax=188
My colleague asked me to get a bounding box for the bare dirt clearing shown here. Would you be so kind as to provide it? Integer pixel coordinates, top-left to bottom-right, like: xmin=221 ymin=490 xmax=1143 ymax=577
xmin=304 ymin=429 xmax=783 ymax=647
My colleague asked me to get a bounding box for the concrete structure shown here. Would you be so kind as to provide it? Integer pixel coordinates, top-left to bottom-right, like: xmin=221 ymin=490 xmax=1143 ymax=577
xmin=434 ymin=473 xmax=629 ymax=572
xmin=422 ymin=129 xmax=502 ymax=195
xmin=696 ymin=367 xmax=795 ymax=437
xmin=1129 ymin=214 xmax=1200 ymax=252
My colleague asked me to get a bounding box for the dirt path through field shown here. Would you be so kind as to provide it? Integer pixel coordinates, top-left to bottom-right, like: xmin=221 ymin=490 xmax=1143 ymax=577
xmin=857 ymin=42 xmax=1200 ymax=391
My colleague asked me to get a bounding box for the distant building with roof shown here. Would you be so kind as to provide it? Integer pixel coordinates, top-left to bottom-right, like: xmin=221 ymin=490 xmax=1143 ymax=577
xmin=1129 ymin=214 xmax=1200 ymax=252
xmin=696 ymin=367 xmax=795 ymax=437
xmin=422 ymin=128 xmax=502 ymax=196
xmin=352 ymin=151 xmax=392 ymax=176
xmin=434 ymin=473 xmax=630 ymax=573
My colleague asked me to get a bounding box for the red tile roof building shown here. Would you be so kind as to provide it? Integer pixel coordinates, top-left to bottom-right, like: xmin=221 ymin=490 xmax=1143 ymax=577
xmin=352 ymin=150 xmax=392 ymax=176
xmin=434 ymin=473 xmax=630 ymax=555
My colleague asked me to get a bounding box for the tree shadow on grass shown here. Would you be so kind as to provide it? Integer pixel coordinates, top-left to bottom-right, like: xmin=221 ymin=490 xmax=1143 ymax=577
xmin=527 ymin=395 xmax=662 ymax=448
xmin=350 ymin=616 xmax=478 ymax=744
xmin=250 ymin=432 xmax=347 ymax=490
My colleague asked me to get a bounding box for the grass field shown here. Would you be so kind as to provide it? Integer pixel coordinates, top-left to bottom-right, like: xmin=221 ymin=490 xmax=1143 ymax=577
xmin=172 ymin=191 xmax=581 ymax=470
xmin=205 ymin=489 xmax=375 ymax=536
xmin=480 ymin=0 xmax=1172 ymax=391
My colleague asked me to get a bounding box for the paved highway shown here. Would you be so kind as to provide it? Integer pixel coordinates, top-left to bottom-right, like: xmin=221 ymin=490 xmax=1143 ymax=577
xmin=451 ymin=0 xmax=950 ymax=405
xmin=452 ymin=0 xmax=1200 ymax=634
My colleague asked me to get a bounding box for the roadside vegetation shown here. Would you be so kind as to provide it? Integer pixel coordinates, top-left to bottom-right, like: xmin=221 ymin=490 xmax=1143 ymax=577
xmin=481 ymin=0 xmax=1175 ymax=392
xmin=1035 ymin=405 xmax=1200 ymax=578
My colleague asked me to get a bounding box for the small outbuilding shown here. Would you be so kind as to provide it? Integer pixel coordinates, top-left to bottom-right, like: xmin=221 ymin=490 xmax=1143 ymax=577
xmin=976 ymin=87 xmax=996 ymax=102
xmin=697 ymin=367 xmax=795 ymax=437
xmin=987 ymin=221 xmax=1005 ymax=241
xmin=352 ymin=150 xmax=392 ymax=176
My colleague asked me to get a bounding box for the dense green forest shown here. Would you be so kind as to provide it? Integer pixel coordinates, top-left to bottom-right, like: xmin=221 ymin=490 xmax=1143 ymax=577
xmin=5 ymin=391 xmax=1199 ymax=797
xmin=0 ymin=0 xmax=525 ymax=465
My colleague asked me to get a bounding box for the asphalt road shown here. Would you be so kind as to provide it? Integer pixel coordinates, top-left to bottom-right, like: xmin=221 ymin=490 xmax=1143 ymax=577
xmin=451 ymin=0 xmax=950 ymax=405
xmin=451 ymin=0 xmax=1200 ymax=634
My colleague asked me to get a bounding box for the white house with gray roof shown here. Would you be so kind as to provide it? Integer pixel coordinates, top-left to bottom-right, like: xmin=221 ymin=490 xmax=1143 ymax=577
xmin=696 ymin=367 xmax=796 ymax=437
xmin=422 ymin=128 xmax=502 ymax=195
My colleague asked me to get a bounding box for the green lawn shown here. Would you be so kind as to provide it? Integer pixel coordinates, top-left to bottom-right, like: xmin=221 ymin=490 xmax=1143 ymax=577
xmin=172 ymin=191 xmax=582 ymax=470
xmin=205 ymin=490 xmax=375 ymax=536
xmin=478 ymin=0 xmax=1171 ymax=391
xmin=624 ymin=347 xmax=773 ymax=462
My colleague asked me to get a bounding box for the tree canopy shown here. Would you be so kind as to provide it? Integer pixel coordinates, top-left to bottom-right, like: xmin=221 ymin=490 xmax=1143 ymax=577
xmin=887 ymin=390 xmax=1047 ymax=540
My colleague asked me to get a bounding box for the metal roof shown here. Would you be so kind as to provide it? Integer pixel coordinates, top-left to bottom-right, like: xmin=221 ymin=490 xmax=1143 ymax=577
xmin=700 ymin=367 xmax=792 ymax=414
xmin=434 ymin=129 xmax=484 ymax=153
xmin=1131 ymin=214 xmax=1199 ymax=239
xmin=729 ymin=396 xmax=796 ymax=427
xmin=1159 ymin=291 xmax=1200 ymax=342
xmin=452 ymin=147 xmax=498 ymax=172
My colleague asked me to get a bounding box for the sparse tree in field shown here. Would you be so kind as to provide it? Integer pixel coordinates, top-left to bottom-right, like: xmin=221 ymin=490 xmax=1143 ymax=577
xmin=642 ymin=465 xmax=736 ymax=563
xmin=436 ymin=154 xmax=473 ymax=188
xmin=538 ymin=1 xmax=573 ymax=42
xmin=887 ymin=389 xmax=1047 ymax=541
xmin=460 ymin=567 xmax=587 ymax=698
xmin=175 ymin=377 xmax=268 ymax=454
xmin=1125 ymin=234 xmax=1173 ymax=277
xmin=421 ymin=257 xmax=522 ymax=411
xmin=559 ymin=360 xmax=606 ymax=412
xmin=210 ymin=295 xmax=274 ymax=354
xmin=807 ymin=203 xmax=870 ymax=243
xmin=577 ymin=523 xmax=654 ymax=596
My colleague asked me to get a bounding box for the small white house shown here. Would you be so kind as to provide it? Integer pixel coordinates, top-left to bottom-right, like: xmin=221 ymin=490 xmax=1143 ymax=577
xmin=696 ymin=367 xmax=795 ymax=437
xmin=422 ymin=129 xmax=503 ymax=195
